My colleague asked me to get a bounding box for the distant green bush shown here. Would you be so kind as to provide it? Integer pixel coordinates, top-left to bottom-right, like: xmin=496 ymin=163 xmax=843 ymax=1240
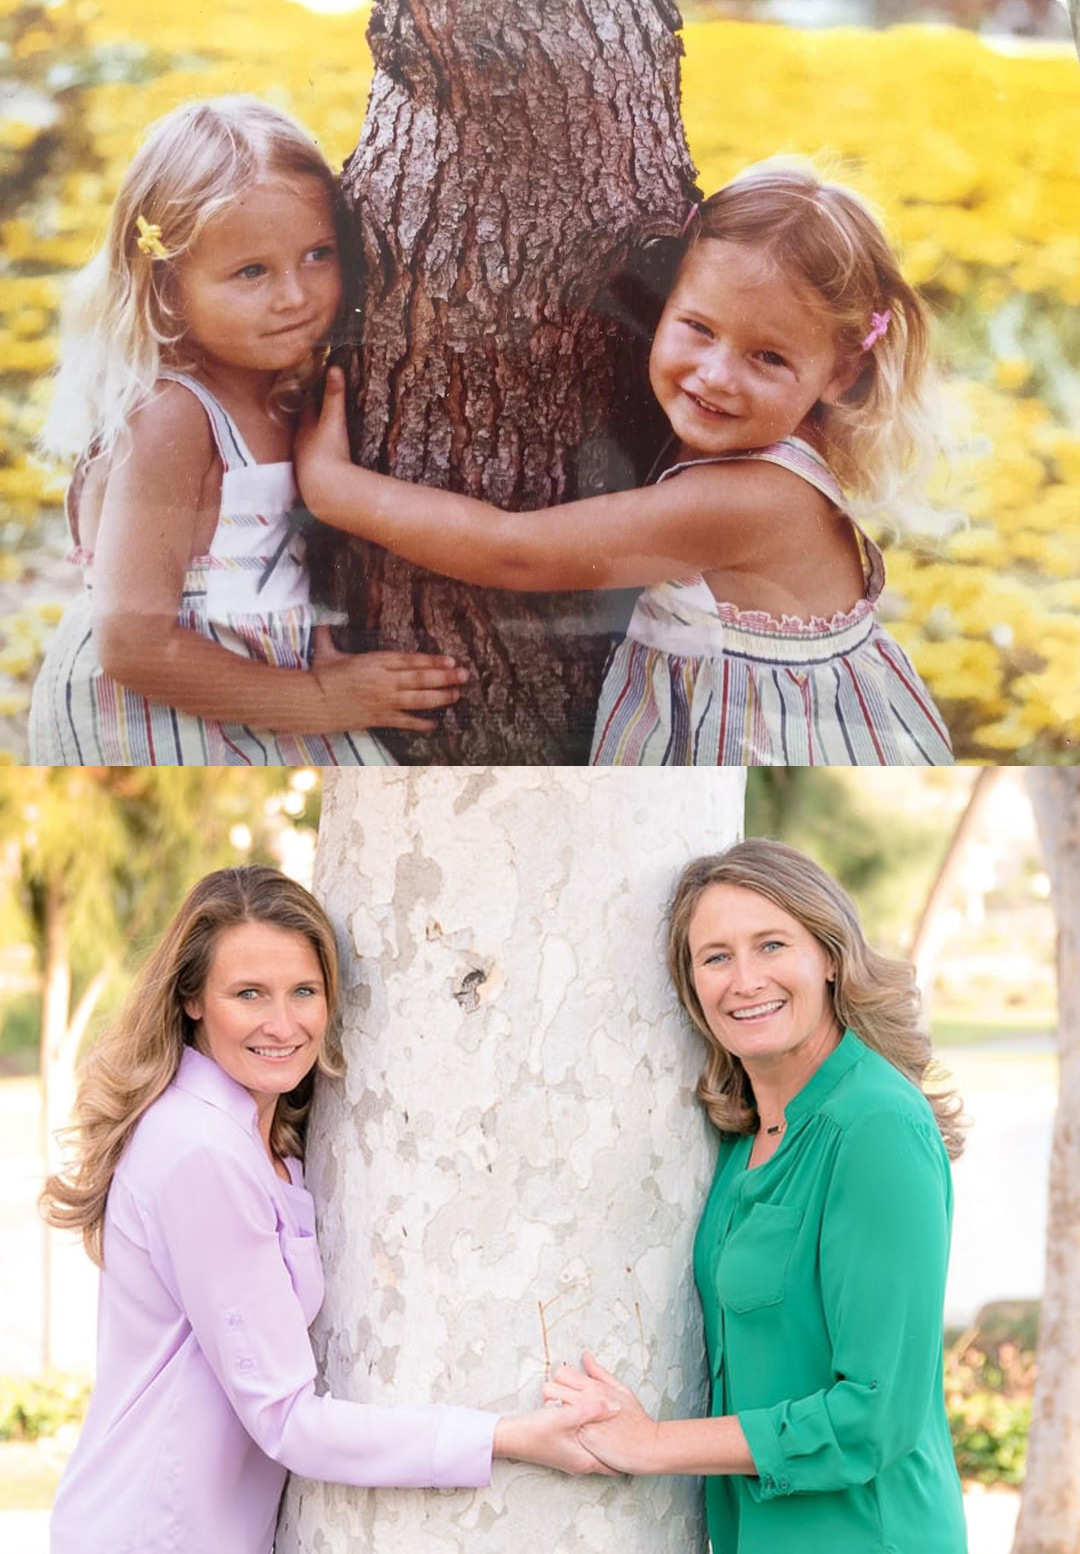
xmin=0 ymin=1374 xmax=90 ymax=1442
xmin=946 ymin=1300 xmax=1037 ymax=1486
xmin=0 ymin=992 xmax=40 ymax=1073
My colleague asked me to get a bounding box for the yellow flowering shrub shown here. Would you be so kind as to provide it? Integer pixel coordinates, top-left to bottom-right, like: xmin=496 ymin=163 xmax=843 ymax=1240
xmin=1 ymin=4 xmax=1077 ymax=760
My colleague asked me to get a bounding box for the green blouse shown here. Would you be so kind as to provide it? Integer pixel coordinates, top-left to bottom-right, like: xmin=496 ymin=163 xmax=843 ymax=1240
xmin=693 ymin=1030 xmax=966 ymax=1554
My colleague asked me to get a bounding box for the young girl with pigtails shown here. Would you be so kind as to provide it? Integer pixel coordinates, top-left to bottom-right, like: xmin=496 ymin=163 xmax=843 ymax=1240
xmin=296 ymin=163 xmax=954 ymax=766
xmin=29 ymin=96 xmax=467 ymax=765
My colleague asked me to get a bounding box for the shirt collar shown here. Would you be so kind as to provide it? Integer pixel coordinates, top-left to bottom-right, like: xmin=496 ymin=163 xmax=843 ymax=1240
xmin=782 ymin=1027 xmax=865 ymax=1128
xmin=174 ymin=1044 xmax=261 ymax=1134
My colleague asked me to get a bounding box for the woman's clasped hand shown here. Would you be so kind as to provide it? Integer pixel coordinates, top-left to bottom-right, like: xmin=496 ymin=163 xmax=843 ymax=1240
xmin=545 ymin=1354 xmax=657 ymax=1475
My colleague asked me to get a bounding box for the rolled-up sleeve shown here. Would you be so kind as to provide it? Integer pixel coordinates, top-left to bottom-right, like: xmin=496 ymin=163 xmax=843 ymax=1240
xmin=738 ymin=1109 xmax=951 ymax=1499
xmin=146 ymin=1142 xmax=497 ymax=1488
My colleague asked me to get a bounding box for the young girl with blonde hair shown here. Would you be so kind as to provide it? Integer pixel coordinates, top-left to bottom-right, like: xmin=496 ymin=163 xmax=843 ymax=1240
xmin=29 ymin=96 xmax=466 ymax=765
xmin=297 ymin=162 xmax=954 ymax=766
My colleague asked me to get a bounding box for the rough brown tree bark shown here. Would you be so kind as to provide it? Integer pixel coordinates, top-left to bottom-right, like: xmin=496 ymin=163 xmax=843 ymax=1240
xmin=310 ymin=0 xmax=698 ymax=763
xmin=1013 ymin=769 xmax=1080 ymax=1553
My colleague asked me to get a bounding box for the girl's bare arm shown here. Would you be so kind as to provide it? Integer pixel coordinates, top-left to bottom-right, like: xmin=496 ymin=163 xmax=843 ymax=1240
xmin=90 ymin=387 xmax=467 ymax=734
xmin=295 ymin=367 xmax=788 ymax=594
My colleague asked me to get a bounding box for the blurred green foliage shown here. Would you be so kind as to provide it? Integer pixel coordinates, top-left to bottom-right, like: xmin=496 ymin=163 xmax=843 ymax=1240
xmin=0 ymin=1372 xmax=90 ymax=1442
xmin=945 ymin=1301 xmax=1037 ymax=1485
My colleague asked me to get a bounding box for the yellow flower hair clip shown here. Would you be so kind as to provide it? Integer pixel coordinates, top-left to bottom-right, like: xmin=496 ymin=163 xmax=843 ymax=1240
xmin=135 ymin=215 xmax=168 ymax=259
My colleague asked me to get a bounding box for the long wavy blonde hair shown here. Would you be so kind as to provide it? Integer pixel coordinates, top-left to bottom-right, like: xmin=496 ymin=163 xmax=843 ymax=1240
xmin=690 ymin=161 xmax=944 ymax=535
xmin=41 ymin=866 xmax=343 ymax=1266
xmin=666 ymin=839 xmax=965 ymax=1159
xmin=40 ymin=96 xmax=341 ymax=465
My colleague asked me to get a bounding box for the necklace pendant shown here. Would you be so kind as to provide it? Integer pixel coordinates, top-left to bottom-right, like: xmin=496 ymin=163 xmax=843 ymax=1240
xmin=764 ymin=1120 xmax=786 ymax=1137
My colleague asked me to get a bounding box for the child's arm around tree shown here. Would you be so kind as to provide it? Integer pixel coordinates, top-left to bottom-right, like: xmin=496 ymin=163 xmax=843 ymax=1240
xmin=92 ymin=384 xmax=468 ymax=735
xmin=296 ymin=368 xmax=794 ymax=595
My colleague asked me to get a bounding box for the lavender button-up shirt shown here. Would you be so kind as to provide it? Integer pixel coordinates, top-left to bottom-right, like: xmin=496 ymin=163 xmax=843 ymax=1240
xmin=51 ymin=1046 xmax=498 ymax=1554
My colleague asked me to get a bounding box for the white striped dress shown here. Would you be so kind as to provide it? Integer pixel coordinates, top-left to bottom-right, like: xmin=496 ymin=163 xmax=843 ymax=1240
xmin=28 ymin=374 xmax=393 ymax=766
xmin=590 ymin=438 xmax=953 ymax=767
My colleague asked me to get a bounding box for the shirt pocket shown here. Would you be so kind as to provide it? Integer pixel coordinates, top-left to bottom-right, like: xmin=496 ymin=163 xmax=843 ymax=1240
xmin=279 ymin=1226 xmax=325 ymax=1326
xmin=715 ymin=1202 xmax=802 ymax=1315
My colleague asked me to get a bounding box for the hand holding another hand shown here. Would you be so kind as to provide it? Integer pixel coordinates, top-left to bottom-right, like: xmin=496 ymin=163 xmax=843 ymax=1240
xmin=493 ymin=1387 xmax=621 ymax=1477
xmin=542 ymin=1352 xmax=661 ymax=1476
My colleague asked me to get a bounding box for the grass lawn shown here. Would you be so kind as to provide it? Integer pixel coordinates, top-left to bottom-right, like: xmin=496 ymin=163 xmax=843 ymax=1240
xmin=932 ymin=1013 xmax=1055 ymax=1047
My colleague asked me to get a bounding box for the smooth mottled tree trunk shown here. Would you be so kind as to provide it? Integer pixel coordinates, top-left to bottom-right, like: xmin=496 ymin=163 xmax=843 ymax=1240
xmin=310 ymin=0 xmax=697 ymax=763
xmin=1013 ymin=769 xmax=1080 ymax=1554
xmin=275 ymin=768 xmax=744 ymax=1552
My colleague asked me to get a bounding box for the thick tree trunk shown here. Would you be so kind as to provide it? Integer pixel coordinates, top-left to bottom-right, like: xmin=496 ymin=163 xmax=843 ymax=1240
xmin=908 ymin=767 xmax=1006 ymax=1004
xmin=310 ymin=0 xmax=697 ymax=763
xmin=275 ymin=767 xmax=744 ymax=1552
xmin=1013 ymin=770 xmax=1080 ymax=1553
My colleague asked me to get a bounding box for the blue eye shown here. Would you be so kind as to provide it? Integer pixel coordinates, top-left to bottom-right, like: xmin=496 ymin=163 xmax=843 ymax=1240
xmin=761 ymin=940 xmax=785 ymax=952
xmin=237 ymin=987 xmax=261 ymax=999
xmin=236 ymin=264 xmax=265 ymax=280
xmin=306 ymin=244 xmax=337 ymax=263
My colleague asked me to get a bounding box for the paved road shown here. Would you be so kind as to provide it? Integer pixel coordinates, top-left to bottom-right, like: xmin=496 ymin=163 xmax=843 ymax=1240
xmin=944 ymin=1041 xmax=1056 ymax=1324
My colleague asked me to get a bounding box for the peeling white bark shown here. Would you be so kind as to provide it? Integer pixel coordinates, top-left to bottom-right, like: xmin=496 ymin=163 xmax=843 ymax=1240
xmin=276 ymin=768 xmax=744 ymax=1552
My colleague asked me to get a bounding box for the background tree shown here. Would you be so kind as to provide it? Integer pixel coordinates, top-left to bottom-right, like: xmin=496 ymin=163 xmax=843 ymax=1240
xmin=744 ymin=768 xmax=964 ymax=948
xmin=0 ymin=768 xmax=312 ymax=1366
xmin=907 ymin=767 xmax=1006 ymax=1000
xmin=276 ymin=767 xmax=744 ymax=1552
xmin=1013 ymin=768 xmax=1080 ymax=1553
xmin=312 ymin=0 xmax=698 ymax=763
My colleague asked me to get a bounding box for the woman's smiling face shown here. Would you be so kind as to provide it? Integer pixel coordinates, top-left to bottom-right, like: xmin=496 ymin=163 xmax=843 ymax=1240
xmin=184 ymin=920 xmax=327 ymax=1128
xmin=687 ymin=883 xmax=839 ymax=1070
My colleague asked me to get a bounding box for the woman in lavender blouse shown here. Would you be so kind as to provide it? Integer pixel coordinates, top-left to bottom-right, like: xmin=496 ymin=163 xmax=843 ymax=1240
xmin=43 ymin=866 xmax=605 ymax=1554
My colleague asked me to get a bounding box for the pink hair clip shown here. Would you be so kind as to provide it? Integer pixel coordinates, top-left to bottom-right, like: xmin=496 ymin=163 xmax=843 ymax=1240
xmin=678 ymin=203 xmax=700 ymax=239
xmin=860 ymin=309 xmax=891 ymax=352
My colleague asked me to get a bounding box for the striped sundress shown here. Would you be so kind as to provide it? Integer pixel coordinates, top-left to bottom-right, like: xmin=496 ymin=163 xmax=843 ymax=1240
xmin=590 ymin=437 xmax=953 ymax=767
xmin=28 ymin=373 xmax=392 ymax=766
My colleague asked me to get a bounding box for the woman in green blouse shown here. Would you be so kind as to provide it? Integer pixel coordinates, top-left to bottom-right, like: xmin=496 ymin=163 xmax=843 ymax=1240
xmin=547 ymin=838 xmax=968 ymax=1554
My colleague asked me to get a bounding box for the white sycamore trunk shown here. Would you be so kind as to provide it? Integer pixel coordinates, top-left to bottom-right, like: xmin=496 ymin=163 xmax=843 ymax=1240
xmin=276 ymin=767 xmax=745 ymax=1552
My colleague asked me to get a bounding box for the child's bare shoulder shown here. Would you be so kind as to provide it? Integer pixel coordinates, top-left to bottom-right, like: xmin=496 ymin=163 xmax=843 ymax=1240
xmin=97 ymin=378 xmax=224 ymax=563
xmin=116 ymin=379 xmax=221 ymax=509
xmin=127 ymin=379 xmax=214 ymax=458
xmin=667 ymin=452 xmax=834 ymax=523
